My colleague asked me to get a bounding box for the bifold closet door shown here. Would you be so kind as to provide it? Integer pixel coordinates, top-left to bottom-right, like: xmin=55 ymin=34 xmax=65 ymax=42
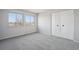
xmin=60 ymin=10 xmax=74 ymax=40
xmin=52 ymin=10 xmax=74 ymax=40
xmin=52 ymin=13 xmax=61 ymax=37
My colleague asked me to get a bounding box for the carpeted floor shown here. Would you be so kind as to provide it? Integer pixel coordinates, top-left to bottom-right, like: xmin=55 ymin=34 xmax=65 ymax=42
xmin=0 ymin=33 xmax=79 ymax=50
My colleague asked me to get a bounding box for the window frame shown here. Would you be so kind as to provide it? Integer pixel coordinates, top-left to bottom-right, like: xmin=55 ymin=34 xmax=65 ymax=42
xmin=8 ymin=12 xmax=24 ymax=27
xmin=8 ymin=12 xmax=36 ymax=28
xmin=24 ymin=14 xmax=36 ymax=27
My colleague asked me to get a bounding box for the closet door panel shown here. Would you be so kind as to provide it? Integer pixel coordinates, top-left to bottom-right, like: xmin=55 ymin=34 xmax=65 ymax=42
xmin=52 ymin=13 xmax=61 ymax=37
xmin=52 ymin=14 xmax=55 ymax=35
xmin=60 ymin=10 xmax=74 ymax=39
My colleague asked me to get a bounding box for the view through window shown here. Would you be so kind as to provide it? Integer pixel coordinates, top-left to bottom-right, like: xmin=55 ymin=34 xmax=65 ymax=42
xmin=24 ymin=15 xmax=35 ymax=27
xmin=8 ymin=13 xmax=35 ymax=28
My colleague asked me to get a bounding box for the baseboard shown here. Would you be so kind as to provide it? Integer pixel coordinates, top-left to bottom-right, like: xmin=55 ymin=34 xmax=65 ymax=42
xmin=73 ymin=40 xmax=79 ymax=43
xmin=51 ymin=35 xmax=74 ymax=41
xmin=0 ymin=31 xmax=38 ymax=41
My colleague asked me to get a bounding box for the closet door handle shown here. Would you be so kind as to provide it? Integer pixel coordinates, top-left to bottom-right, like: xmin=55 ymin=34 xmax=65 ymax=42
xmin=56 ymin=24 xmax=59 ymax=27
xmin=62 ymin=25 xmax=64 ymax=27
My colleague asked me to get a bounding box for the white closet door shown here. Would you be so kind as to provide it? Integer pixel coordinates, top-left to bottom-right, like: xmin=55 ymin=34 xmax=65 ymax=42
xmin=52 ymin=10 xmax=74 ymax=40
xmin=60 ymin=10 xmax=74 ymax=40
xmin=52 ymin=13 xmax=61 ymax=37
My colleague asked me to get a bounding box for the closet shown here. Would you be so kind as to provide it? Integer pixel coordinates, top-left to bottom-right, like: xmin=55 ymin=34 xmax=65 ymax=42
xmin=52 ymin=10 xmax=74 ymax=40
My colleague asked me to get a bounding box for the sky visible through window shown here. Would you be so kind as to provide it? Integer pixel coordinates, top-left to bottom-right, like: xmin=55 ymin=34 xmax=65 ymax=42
xmin=25 ymin=15 xmax=31 ymax=23
xmin=9 ymin=13 xmax=35 ymax=23
xmin=25 ymin=15 xmax=34 ymax=23
xmin=8 ymin=13 xmax=16 ymax=23
xmin=17 ymin=14 xmax=23 ymax=22
xmin=31 ymin=16 xmax=35 ymax=23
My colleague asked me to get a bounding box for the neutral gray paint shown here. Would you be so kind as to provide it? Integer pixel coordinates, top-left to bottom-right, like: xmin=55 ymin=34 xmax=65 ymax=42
xmin=74 ymin=10 xmax=79 ymax=42
xmin=0 ymin=10 xmax=2 ymax=38
xmin=0 ymin=33 xmax=79 ymax=50
xmin=38 ymin=12 xmax=51 ymax=35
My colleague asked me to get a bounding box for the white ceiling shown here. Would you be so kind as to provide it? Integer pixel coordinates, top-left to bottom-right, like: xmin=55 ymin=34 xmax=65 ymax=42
xmin=23 ymin=9 xmax=71 ymax=13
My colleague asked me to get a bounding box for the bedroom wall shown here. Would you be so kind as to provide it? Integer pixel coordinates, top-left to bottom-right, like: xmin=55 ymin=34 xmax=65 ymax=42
xmin=74 ymin=9 xmax=79 ymax=42
xmin=0 ymin=9 xmax=37 ymax=40
xmin=38 ymin=12 xmax=51 ymax=35
xmin=38 ymin=10 xmax=75 ymax=40
xmin=0 ymin=10 xmax=3 ymax=38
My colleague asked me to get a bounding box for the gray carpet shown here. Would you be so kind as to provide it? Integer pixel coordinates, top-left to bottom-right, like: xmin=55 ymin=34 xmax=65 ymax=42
xmin=0 ymin=33 xmax=79 ymax=50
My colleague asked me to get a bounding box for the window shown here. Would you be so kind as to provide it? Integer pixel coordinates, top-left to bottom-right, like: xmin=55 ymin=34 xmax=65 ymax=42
xmin=24 ymin=15 xmax=31 ymax=24
xmin=16 ymin=14 xmax=23 ymax=26
xmin=24 ymin=15 xmax=35 ymax=27
xmin=8 ymin=13 xmax=17 ymax=27
xmin=8 ymin=13 xmax=23 ymax=27
xmin=8 ymin=12 xmax=35 ymax=28
xmin=30 ymin=16 xmax=35 ymax=26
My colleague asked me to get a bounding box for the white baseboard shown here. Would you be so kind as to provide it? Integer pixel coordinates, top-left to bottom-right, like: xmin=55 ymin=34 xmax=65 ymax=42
xmin=0 ymin=31 xmax=37 ymax=40
xmin=73 ymin=40 xmax=79 ymax=43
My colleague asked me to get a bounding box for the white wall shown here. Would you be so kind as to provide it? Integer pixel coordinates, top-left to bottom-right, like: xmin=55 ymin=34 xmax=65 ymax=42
xmin=38 ymin=13 xmax=51 ymax=35
xmin=74 ymin=10 xmax=79 ymax=42
xmin=0 ymin=10 xmax=3 ymax=38
xmin=0 ymin=9 xmax=37 ymax=40
xmin=38 ymin=10 xmax=75 ymax=40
